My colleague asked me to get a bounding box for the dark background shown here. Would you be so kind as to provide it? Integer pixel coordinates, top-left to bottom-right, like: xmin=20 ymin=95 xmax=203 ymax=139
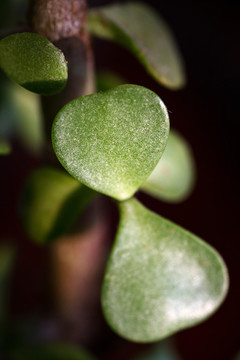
xmin=1 ymin=0 xmax=239 ymax=359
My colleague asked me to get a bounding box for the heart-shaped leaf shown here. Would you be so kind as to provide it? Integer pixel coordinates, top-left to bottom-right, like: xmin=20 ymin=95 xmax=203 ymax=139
xmin=88 ymin=2 xmax=186 ymax=89
xmin=102 ymin=198 xmax=228 ymax=342
xmin=0 ymin=33 xmax=67 ymax=95
xmin=141 ymin=130 xmax=196 ymax=202
xmin=52 ymin=85 xmax=169 ymax=200
xmin=21 ymin=167 xmax=96 ymax=244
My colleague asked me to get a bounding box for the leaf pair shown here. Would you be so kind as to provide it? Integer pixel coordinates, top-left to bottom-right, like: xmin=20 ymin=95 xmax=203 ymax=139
xmin=22 ymin=82 xmax=228 ymax=343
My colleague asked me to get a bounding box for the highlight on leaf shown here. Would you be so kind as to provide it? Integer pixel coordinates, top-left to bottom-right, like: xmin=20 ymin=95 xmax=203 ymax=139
xmin=102 ymin=198 xmax=228 ymax=342
xmin=88 ymin=2 xmax=186 ymax=89
xmin=0 ymin=33 xmax=68 ymax=95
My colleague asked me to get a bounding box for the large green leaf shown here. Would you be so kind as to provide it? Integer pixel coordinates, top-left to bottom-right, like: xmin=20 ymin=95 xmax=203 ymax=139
xmin=11 ymin=343 xmax=94 ymax=360
xmin=141 ymin=130 xmax=196 ymax=202
xmin=88 ymin=2 xmax=186 ymax=89
xmin=102 ymin=198 xmax=228 ymax=342
xmin=0 ymin=33 xmax=67 ymax=95
xmin=52 ymin=84 xmax=169 ymax=200
xmin=21 ymin=167 xmax=96 ymax=244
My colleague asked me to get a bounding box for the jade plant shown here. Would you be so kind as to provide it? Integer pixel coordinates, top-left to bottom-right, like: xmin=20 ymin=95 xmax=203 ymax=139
xmin=0 ymin=0 xmax=228 ymax=356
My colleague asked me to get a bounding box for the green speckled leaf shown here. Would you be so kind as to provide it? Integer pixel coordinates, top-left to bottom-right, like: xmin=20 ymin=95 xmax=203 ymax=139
xmin=12 ymin=343 xmax=94 ymax=360
xmin=0 ymin=33 xmax=67 ymax=95
xmin=0 ymin=135 xmax=11 ymax=155
xmin=88 ymin=2 xmax=186 ymax=89
xmin=52 ymin=85 xmax=169 ymax=200
xmin=141 ymin=130 xmax=196 ymax=202
xmin=102 ymin=198 xmax=228 ymax=342
xmin=21 ymin=167 xmax=96 ymax=244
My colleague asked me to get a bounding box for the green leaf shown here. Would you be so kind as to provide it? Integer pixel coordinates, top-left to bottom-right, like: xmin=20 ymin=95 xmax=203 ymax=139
xmin=88 ymin=2 xmax=186 ymax=89
xmin=0 ymin=135 xmax=11 ymax=155
xmin=141 ymin=130 xmax=196 ymax=202
xmin=52 ymin=84 xmax=169 ymax=200
xmin=21 ymin=167 xmax=96 ymax=244
xmin=11 ymin=343 xmax=95 ymax=360
xmin=0 ymin=33 xmax=68 ymax=95
xmin=10 ymin=82 xmax=44 ymax=154
xmin=0 ymin=73 xmax=44 ymax=155
xmin=102 ymin=198 xmax=228 ymax=342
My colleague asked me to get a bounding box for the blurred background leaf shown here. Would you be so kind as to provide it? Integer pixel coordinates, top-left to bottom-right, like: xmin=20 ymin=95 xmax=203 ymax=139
xmin=0 ymin=71 xmax=44 ymax=155
xmin=88 ymin=2 xmax=186 ymax=89
xmin=0 ymin=0 xmax=28 ymax=32
xmin=0 ymin=135 xmax=11 ymax=155
xmin=11 ymin=342 xmax=95 ymax=360
xmin=141 ymin=129 xmax=196 ymax=202
xmin=96 ymin=71 xmax=126 ymax=92
xmin=21 ymin=167 xmax=96 ymax=244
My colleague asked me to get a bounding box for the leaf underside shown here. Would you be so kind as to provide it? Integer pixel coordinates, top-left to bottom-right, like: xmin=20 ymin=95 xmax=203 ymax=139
xmin=102 ymin=198 xmax=228 ymax=342
xmin=88 ymin=2 xmax=186 ymax=89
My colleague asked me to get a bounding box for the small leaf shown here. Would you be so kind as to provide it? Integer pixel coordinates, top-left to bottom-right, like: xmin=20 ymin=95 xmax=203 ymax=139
xmin=52 ymin=85 xmax=169 ymax=200
xmin=0 ymin=135 xmax=11 ymax=155
xmin=88 ymin=2 xmax=186 ymax=89
xmin=11 ymin=343 xmax=95 ymax=360
xmin=21 ymin=167 xmax=96 ymax=244
xmin=0 ymin=33 xmax=68 ymax=95
xmin=102 ymin=198 xmax=228 ymax=342
xmin=141 ymin=130 xmax=196 ymax=202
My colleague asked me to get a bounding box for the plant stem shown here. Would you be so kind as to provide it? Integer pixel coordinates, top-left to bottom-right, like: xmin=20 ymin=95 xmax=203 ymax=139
xmin=31 ymin=0 xmax=95 ymax=152
xmin=30 ymin=0 xmax=109 ymax=344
